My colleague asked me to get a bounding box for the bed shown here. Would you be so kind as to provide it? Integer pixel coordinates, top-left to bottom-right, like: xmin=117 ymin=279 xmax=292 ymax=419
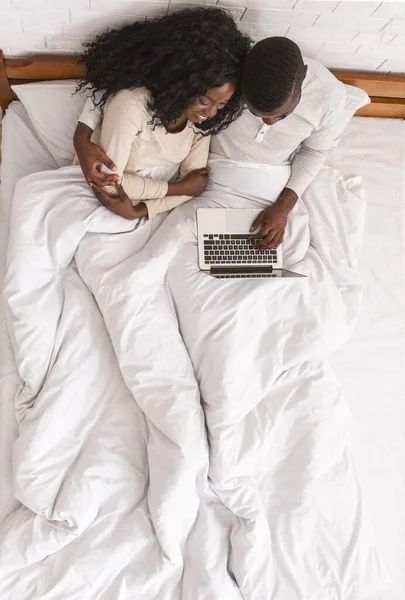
xmin=1 ymin=52 xmax=405 ymax=600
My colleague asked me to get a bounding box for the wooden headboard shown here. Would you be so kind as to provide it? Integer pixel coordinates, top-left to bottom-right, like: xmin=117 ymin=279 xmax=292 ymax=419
xmin=1 ymin=50 xmax=405 ymax=118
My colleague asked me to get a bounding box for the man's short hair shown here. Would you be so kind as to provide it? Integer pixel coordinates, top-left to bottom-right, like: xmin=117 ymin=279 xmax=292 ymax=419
xmin=241 ymin=37 xmax=305 ymax=113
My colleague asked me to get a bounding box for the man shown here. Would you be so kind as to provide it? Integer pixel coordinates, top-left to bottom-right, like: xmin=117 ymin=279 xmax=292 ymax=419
xmin=75 ymin=37 xmax=351 ymax=248
xmin=211 ymin=37 xmax=349 ymax=249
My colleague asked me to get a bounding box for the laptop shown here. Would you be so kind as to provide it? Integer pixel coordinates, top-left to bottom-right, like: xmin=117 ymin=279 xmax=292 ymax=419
xmin=197 ymin=208 xmax=306 ymax=279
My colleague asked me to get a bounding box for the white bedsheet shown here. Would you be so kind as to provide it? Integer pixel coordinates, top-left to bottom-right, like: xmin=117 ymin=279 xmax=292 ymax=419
xmin=0 ymin=102 xmax=58 ymax=523
xmin=0 ymin=106 xmax=403 ymax=599
xmin=0 ymin=149 xmax=389 ymax=599
xmin=328 ymin=117 xmax=405 ymax=600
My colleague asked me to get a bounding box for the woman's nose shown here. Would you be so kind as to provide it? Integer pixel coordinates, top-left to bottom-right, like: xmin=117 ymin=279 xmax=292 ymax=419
xmin=206 ymin=105 xmax=218 ymax=118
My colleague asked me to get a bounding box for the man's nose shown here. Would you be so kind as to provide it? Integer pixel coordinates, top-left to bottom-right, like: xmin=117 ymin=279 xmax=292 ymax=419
xmin=263 ymin=117 xmax=278 ymax=126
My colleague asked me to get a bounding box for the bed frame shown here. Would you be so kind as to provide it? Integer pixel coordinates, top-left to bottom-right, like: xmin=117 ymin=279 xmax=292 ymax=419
xmin=1 ymin=50 xmax=405 ymax=118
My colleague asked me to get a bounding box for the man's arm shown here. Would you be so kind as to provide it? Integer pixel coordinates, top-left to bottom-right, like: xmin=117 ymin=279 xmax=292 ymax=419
xmin=73 ymin=95 xmax=119 ymax=186
xmin=286 ymin=132 xmax=341 ymax=199
xmin=77 ymin=94 xmax=102 ymax=131
xmin=286 ymin=89 xmax=348 ymax=198
xmin=251 ymin=135 xmax=341 ymax=249
xmin=251 ymin=92 xmax=349 ymax=248
xmin=264 ymin=136 xmax=335 ymax=239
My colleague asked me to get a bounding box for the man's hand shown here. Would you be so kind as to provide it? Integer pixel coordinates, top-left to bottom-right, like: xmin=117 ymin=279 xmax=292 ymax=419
xmin=249 ymin=188 xmax=298 ymax=249
xmin=74 ymin=122 xmax=119 ymax=187
xmin=92 ymin=183 xmax=148 ymax=220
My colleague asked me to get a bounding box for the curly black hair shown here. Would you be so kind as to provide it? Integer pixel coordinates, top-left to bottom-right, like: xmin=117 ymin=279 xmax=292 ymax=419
xmin=77 ymin=7 xmax=251 ymax=135
xmin=241 ymin=37 xmax=305 ymax=113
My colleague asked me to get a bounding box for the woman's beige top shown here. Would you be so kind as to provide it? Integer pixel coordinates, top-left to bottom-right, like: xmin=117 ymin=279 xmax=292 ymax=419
xmin=79 ymin=87 xmax=210 ymax=219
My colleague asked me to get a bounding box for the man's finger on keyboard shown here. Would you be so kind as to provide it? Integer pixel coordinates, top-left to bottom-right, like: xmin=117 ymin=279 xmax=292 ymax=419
xmin=254 ymin=225 xmax=272 ymax=247
xmin=255 ymin=230 xmax=275 ymax=249
xmin=249 ymin=210 xmax=265 ymax=233
xmin=264 ymin=231 xmax=279 ymax=249
xmin=251 ymin=224 xmax=267 ymax=243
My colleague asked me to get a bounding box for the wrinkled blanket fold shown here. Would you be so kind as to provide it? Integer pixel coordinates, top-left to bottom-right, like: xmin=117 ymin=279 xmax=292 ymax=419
xmin=0 ymin=163 xmax=389 ymax=599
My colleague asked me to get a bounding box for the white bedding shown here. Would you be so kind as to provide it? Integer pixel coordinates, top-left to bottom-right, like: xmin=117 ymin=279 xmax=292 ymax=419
xmin=328 ymin=117 xmax=405 ymax=600
xmin=0 ymin=103 xmax=404 ymax=599
xmin=0 ymin=103 xmax=58 ymax=523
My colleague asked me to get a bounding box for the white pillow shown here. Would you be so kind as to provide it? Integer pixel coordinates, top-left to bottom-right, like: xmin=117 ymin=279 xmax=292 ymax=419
xmin=11 ymin=80 xmax=90 ymax=167
xmin=11 ymin=79 xmax=369 ymax=169
xmin=342 ymin=83 xmax=370 ymax=123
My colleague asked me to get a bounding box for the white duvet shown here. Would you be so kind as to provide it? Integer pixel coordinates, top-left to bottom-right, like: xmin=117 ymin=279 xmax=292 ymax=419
xmin=0 ymin=160 xmax=389 ymax=599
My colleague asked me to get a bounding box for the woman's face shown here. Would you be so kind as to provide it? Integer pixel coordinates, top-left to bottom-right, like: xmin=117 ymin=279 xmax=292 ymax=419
xmin=185 ymin=82 xmax=237 ymax=125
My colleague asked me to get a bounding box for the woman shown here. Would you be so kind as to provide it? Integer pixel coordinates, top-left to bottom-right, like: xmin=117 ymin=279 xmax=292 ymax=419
xmin=74 ymin=8 xmax=251 ymax=220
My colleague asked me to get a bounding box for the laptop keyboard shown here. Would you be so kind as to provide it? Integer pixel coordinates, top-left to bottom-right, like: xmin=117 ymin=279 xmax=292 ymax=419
xmin=203 ymin=234 xmax=278 ymax=264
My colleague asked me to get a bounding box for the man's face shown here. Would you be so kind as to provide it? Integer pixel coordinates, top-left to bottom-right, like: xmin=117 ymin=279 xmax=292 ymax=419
xmin=246 ymin=65 xmax=307 ymax=126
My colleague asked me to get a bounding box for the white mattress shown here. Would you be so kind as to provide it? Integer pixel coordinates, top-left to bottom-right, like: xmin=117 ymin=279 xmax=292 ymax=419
xmin=0 ymin=103 xmax=404 ymax=600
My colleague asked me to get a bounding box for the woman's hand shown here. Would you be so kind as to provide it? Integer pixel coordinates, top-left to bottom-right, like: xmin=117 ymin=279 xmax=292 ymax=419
xmin=168 ymin=167 xmax=210 ymax=197
xmin=249 ymin=188 xmax=298 ymax=249
xmin=74 ymin=122 xmax=120 ymax=187
xmin=92 ymin=183 xmax=148 ymax=220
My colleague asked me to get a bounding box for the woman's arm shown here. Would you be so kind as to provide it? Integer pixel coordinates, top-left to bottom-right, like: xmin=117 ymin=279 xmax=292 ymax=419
xmin=144 ymin=133 xmax=211 ymax=219
xmin=91 ymin=166 xmax=211 ymax=221
xmin=99 ymin=89 xmax=171 ymax=199
xmin=100 ymin=90 xmax=211 ymax=213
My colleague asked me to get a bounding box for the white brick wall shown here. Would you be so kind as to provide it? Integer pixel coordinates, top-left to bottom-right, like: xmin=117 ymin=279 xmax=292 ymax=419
xmin=1 ymin=0 xmax=404 ymax=74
